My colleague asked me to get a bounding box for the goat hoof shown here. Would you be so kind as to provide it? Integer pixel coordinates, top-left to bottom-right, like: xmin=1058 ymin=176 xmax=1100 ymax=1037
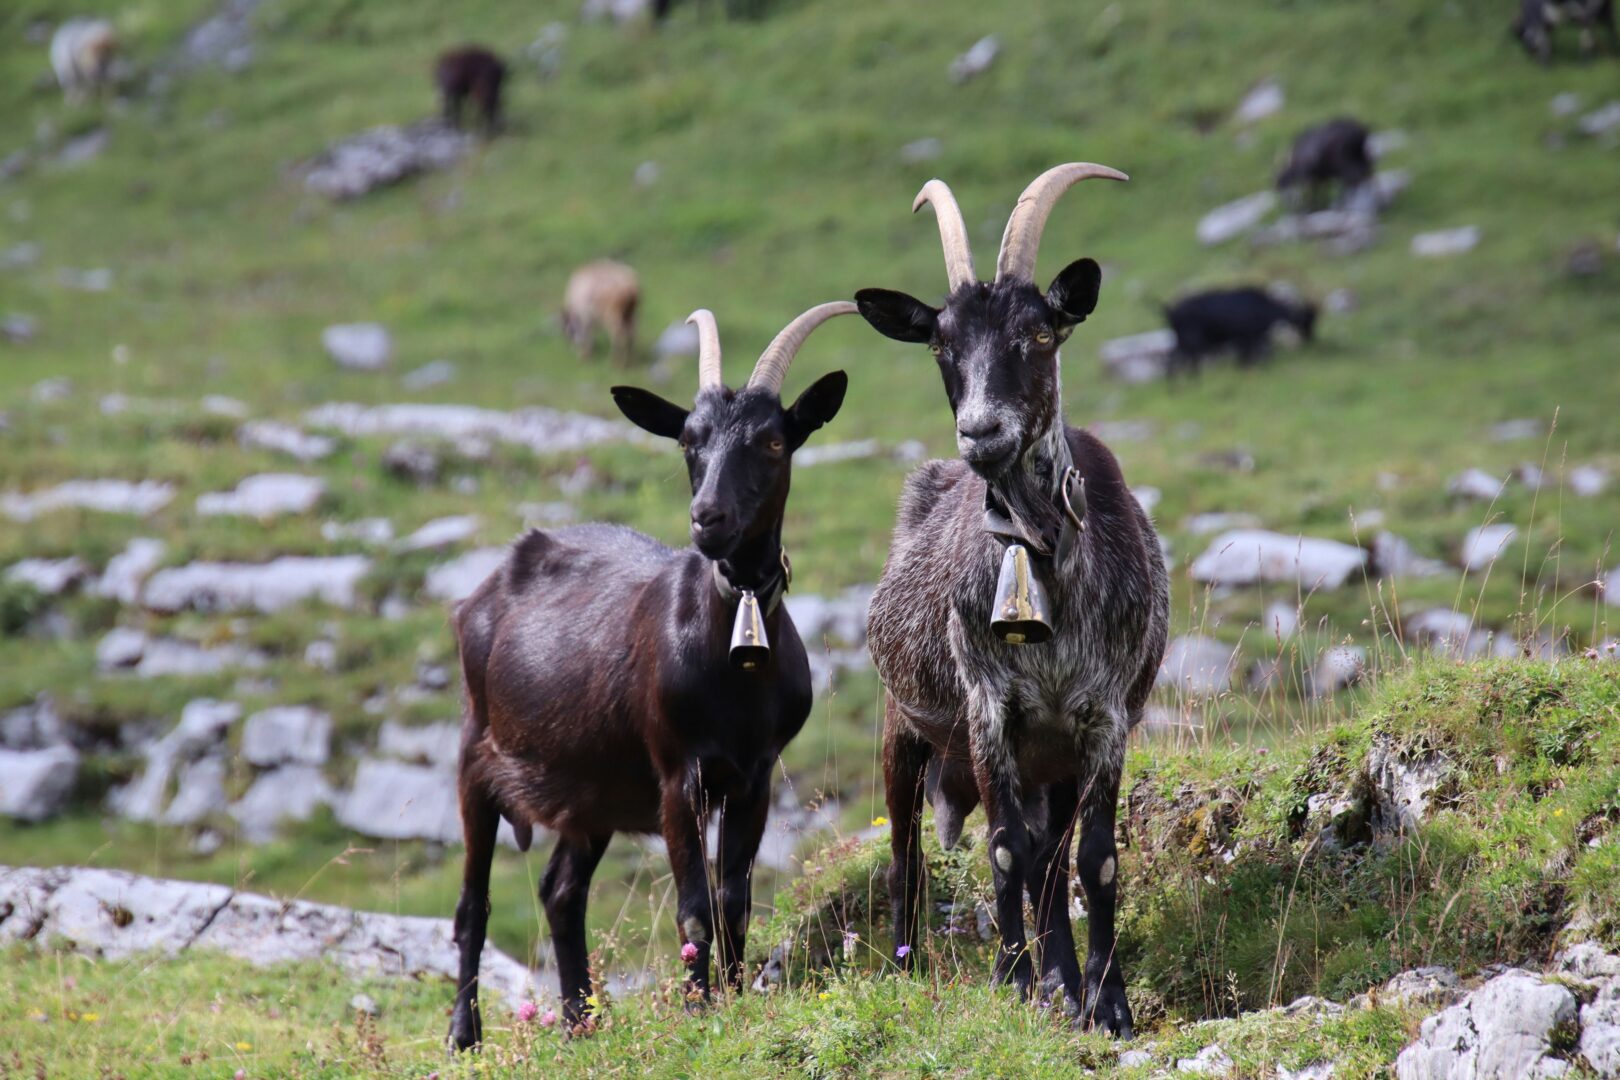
xmin=446 ymin=1015 xmax=481 ymax=1053
xmin=1081 ymin=982 xmax=1133 ymax=1039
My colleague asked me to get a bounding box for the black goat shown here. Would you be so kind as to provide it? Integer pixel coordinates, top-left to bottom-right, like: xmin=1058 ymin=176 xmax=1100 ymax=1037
xmin=446 ymin=303 xmax=854 ymax=1049
xmin=1275 ymin=118 xmax=1373 ymax=208
xmin=1163 ymin=286 xmax=1317 ymax=376
xmin=854 ymin=165 xmax=1169 ymax=1036
xmin=435 ymin=45 xmax=508 ymax=132
xmin=1513 ymin=0 xmax=1618 ymax=61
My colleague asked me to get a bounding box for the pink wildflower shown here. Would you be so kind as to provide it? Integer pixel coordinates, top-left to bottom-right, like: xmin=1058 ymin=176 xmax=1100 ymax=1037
xmin=540 ymin=1009 xmax=558 ymax=1028
xmin=516 ymin=1000 xmax=540 ymax=1023
xmin=681 ymin=941 xmax=699 ymax=963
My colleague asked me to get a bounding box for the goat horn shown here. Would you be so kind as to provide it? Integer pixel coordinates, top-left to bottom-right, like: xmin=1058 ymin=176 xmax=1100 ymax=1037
xmin=748 ymin=301 xmax=858 ymax=393
xmin=688 ymin=308 xmax=723 ymax=390
xmin=994 ymin=162 xmax=1128 ymax=284
xmin=913 ymin=179 xmax=977 ymax=291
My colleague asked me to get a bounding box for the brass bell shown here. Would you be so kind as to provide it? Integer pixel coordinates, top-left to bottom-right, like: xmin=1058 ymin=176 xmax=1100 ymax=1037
xmin=729 ymin=590 xmax=771 ymax=669
xmin=990 ymin=543 xmax=1053 ymax=645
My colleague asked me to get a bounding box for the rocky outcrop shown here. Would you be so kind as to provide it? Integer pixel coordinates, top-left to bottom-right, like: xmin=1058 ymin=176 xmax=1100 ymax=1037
xmin=303 ymin=123 xmax=471 ymax=201
xmin=304 ymin=401 xmax=632 ymax=458
xmin=1395 ymin=968 xmax=1579 ymax=1079
xmin=142 ymin=555 xmax=371 ymax=613
xmin=0 ymin=865 xmax=533 ymax=1000
xmin=0 ymin=746 xmax=79 ymax=821
xmin=1190 ymin=529 xmax=1367 ymax=590
xmin=1 ymin=479 xmax=174 ymax=522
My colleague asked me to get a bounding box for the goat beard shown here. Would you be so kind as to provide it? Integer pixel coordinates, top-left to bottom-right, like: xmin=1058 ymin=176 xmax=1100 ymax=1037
xmin=988 ymin=431 xmax=1069 ymax=556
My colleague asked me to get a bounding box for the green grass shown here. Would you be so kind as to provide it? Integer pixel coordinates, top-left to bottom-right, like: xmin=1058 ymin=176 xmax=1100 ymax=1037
xmin=3 ymin=0 xmax=1620 ymax=1071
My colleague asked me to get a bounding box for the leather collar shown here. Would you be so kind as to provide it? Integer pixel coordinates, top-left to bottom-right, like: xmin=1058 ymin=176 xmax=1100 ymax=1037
xmin=711 ymin=548 xmax=791 ymax=615
xmin=983 ymin=466 xmax=1087 ymax=562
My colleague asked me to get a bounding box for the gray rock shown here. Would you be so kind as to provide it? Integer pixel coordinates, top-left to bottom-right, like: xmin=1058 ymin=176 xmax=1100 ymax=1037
xmin=1232 ymin=78 xmax=1284 ymax=124
xmin=1099 ymin=328 xmax=1176 ymax=382
xmin=1262 ymin=601 xmax=1299 ymax=641
xmin=516 ymin=501 xmax=575 ymax=526
xmin=1490 ymin=418 xmax=1542 ymax=442
xmin=1460 ymin=525 xmax=1517 ymax=573
xmin=95 ymin=627 xmax=150 ymax=670
xmin=654 ymin=320 xmax=700 ymax=361
xmin=1371 ymin=531 xmax=1448 ymax=579
xmin=1412 ymin=226 xmax=1480 ymax=258
xmin=56 ymin=128 xmax=107 ymax=166
xmin=377 ymin=720 xmax=459 ymax=765
xmin=402 ymin=360 xmax=455 ymax=390
xmin=1379 ymin=966 xmax=1463 ymax=1008
xmin=56 ymin=267 xmax=112 ymax=292
xmin=303 ymin=638 xmax=337 ymax=670
xmin=0 ymin=745 xmax=79 ymax=821
xmin=1276 ymin=1065 xmax=1335 ymax=1080
xmin=397 ymin=514 xmax=478 ymax=552
xmin=161 ymin=756 xmax=228 ymax=825
xmin=350 ymin=992 xmax=378 ymax=1016
xmin=1581 ymin=992 xmax=1620 ymax=1077
xmin=1118 ymin=1048 xmax=1153 ymax=1069
xmin=109 ymin=699 xmax=241 ymax=823
xmin=305 ymin=401 xmax=631 ymax=457
xmin=424 ymin=547 xmax=506 ymax=603
xmin=1324 ymin=287 xmax=1357 ymax=314
xmin=337 ymin=758 xmax=461 ymax=843
xmin=1368 ymin=128 xmax=1409 ymax=158
xmin=949 ymin=35 xmax=1000 ymax=84
xmin=3 ymin=312 xmax=37 ymax=343
xmin=1310 ymin=645 xmax=1365 ymax=698
xmin=238 ymin=420 xmax=336 ymax=463
xmin=525 ymin=22 xmax=568 ymax=79
xmin=899 ymin=137 xmax=943 ymax=164
xmin=1569 ymin=465 xmax=1607 ymax=497
xmin=33 ymin=377 xmax=73 ymax=403
xmin=1449 ymin=467 xmax=1506 ymax=501
xmin=1198 ymin=190 xmax=1276 ymax=246
xmin=304 ymin=122 xmax=471 ymax=201
xmin=1396 ymin=969 xmax=1578 ymax=1080
xmin=23 ymin=867 xmax=233 ymax=959
xmin=1132 ymin=487 xmax=1162 ymax=515
xmin=1 ymin=479 xmax=174 ymax=521
xmin=1190 ymin=529 xmax=1367 ymax=590
xmin=196 ymin=473 xmax=325 ymax=518
xmin=1177 ymin=1043 xmax=1233 ymax=1075
xmin=1551 ymin=91 xmax=1584 ymax=117
xmin=229 ymin=765 xmax=334 ymax=842
xmin=1157 ymin=635 xmax=1236 ymax=696
xmin=1368 ymin=735 xmax=1449 ymax=833
xmin=0 ymin=242 xmax=40 ymax=270
xmin=4 ymin=556 xmax=88 ymax=596
xmin=581 ymin=0 xmax=649 ymax=24
xmin=171 ymin=0 xmax=260 ymax=74
xmin=1554 ymin=941 xmax=1620 ymax=982
xmin=0 ymin=697 xmax=64 ymax=751
xmin=93 ymin=538 xmax=165 ymax=604
xmin=321 ymin=518 xmax=394 ymax=545
xmin=632 ymin=160 xmax=660 ymax=188
xmin=142 ymin=555 xmax=371 ymax=613
xmin=1578 ymin=100 xmax=1620 ymax=137
xmin=1404 ymin=608 xmax=1478 ymax=656
xmin=785 ymin=587 xmax=872 ymax=649
xmin=241 ymin=706 xmax=331 ymax=767
xmin=1185 ymin=511 xmax=1260 ymax=536
xmin=797 ymin=439 xmax=880 ymax=467
xmin=321 ymin=323 xmax=393 ymax=370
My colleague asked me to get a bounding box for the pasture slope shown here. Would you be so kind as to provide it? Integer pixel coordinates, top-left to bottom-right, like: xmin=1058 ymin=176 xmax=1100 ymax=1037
xmin=1 ymin=0 xmax=1618 ymax=1074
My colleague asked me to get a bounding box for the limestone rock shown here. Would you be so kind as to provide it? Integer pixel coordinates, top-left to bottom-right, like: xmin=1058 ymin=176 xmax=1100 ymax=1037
xmin=337 ymin=758 xmax=461 ymax=843
xmin=1198 ymin=191 xmax=1276 ymax=246
xmin=1395 ymin=969 xmax=1577 ymax=1080
xmin=4 ymin=556 xmax=88 ymax=596
xmin=1 ymin=479 xmax=174 ymax=522
xmin=948 ymin=35 xmax=999 ymax=84
xmin=1157 ymin=636 xmax=1237 ymax=696
xmin=241 ymin=706 xmax=331 ymax=767
xmin=142 ymin=556 xmax=371 ymax=613
xmin=195 ymin=473 xmax=325 ymax=518
xmin=304 ymin=123 xmax=470 ymax=201
xmin=1460 ymin=525 xmax=1517 ymax=573
xmin=238 ymin=420 xmax=336 ymax=463
xmin=0 ymin=745 xmax=79 ymax=821
xmin=424 ymin=547 xmax=505 ymax=603
xmin=230 ymin=765 xmax=334 ymax=842
xmin=1190 ymin=529 xmax=1367 ymax=590
xmin=322 ymin=323 xmax=393 ymax=370
xmin=93 ymin=538 xmax=165 ymax=604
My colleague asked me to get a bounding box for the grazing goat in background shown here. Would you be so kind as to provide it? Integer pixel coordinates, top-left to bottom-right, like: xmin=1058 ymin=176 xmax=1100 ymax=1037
xmin=1513 ymin=0 xmax=1618 ymax=61
xmin=50 ymin=18 xmax=118 ymax=104
xmin=446 ymin=303 xmax=854 ymax=1050
xmin=562 ymin=259 xmax=641 ymax=366
xmin=1275 ymin=118 xmax=1373 ymax=209
xmin=854 ymin=165 xmax=1169 ymax=1037
xmin=435 ymin=45 xmax=508 ymax=132
xmin=1164 ymin=286 xmax=1317 ymax=376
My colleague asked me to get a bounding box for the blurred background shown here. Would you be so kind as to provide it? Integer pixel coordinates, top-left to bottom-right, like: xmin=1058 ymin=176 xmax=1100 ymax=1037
xmin=2 ymin=0 xmax=1617 ymax=994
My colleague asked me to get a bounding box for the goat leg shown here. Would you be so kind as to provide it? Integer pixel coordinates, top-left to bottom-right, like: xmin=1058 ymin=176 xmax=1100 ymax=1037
xmin=540 ymin=833 xmax=611 ymax=1030
xmin=972 ymin=716 xmax=1034 ymax=999
xmin=447 ymin=781 xmax=500 ymax=1052
xmin=1026 ymin=778 xmax=1084 ymax=1017
xmin=715 ymin=777 xmax=771 ymax=992
xmin=1075 ymin=767 xmax=1132 ymax=1038
xmin=884 ymin=706 xmax=931 ymax=971
xmin=662 ymin=772 xmax=717 ymax=1010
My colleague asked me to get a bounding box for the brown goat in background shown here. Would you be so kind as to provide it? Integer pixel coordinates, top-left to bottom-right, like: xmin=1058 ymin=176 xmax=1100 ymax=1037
xmin=562 ymin=259 xmax=641 ymax=366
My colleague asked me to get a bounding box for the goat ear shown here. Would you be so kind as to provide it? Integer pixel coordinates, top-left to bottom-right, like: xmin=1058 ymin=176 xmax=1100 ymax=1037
xmin=854 ymin=289 xmax=938 ymax=344
xmin=1045 ymin=258 xmax=1102 ymax=332
xmin=785 ymin=370 xmax=847 ymax=450
xmin=610 ymin=386 xmax=688 ymax=441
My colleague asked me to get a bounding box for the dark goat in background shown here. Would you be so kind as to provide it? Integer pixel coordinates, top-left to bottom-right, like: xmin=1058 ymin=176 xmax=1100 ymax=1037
xmin=1513 ymin=0 xmax=1618 ymax=61
xmin=445 ymin=304 xmax=854 ymax=1050
xmin=1164 ymin=286 xmax=1317 ymax=376
xmin=436 ymin=45 xmax=507 ymax=132
xmin=1275 ymin=118 xmax=1373 ymax=208
xmin=854 ymin=165 xmax=1169 ymax=1037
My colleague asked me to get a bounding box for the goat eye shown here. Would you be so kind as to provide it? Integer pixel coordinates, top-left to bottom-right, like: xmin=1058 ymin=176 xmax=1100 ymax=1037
xmin=1034 ymin=330 xmax=1054 ymax=346
xmin=929 ymin=341 xmax=943 ymax=357
xmin=768 ymin=438 xmax=784 ymax=453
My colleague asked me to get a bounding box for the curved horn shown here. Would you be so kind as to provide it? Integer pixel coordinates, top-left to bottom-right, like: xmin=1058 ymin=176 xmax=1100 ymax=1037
xmin=913 ymin=179 xmax=977 ymax=291
xmin=688 ymin=308 xmax=723 ymax=390
xmin=747 ymin=301 xmax=858 ymax=393
xmin=993 ymin=162 xmax=1128 ymax=284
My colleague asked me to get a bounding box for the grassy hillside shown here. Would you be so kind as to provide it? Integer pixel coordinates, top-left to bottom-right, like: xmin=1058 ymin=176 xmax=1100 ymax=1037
xmin=1 ymin=0 xmax=1619 ymax=1058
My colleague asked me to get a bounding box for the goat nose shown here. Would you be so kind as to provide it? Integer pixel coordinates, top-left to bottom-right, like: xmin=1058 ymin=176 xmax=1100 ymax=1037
xmin=691 ymin=505 xmax=727 ymax=535
xmin=957 ymin=415 xmax=1002 ymax=442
